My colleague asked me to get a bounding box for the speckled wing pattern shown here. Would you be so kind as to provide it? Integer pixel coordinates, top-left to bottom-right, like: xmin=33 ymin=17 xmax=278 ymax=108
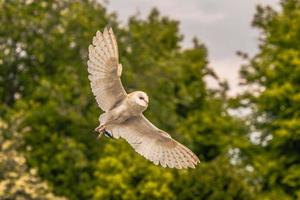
xmin=87 ymin=27 xmax=126 ymax=111
xmin=107 ymin=115 xmax=200 ymax=169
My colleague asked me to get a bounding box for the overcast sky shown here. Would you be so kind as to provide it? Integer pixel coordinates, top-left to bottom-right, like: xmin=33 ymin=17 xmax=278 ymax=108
xmin=105 ymin=0 xmax=279 ymax=95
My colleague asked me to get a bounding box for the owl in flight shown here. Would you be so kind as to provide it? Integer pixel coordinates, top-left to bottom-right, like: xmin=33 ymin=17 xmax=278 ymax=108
xmin=87 ymin=27 xmax=200 ymax=169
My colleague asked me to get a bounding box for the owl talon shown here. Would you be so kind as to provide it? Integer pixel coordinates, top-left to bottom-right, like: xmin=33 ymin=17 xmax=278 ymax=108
xmin=95 ymin=125 xmax=113 ymax=139
xmin=95 ymin=125 xmax=105 ymax=139
xmin=95 ymin=125 xmax=105 ymax=132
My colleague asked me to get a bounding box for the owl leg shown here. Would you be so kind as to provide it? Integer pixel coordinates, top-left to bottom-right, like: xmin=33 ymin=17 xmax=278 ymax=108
xmin=95 ymin=125 xmax=114 ymax=139
xmin=95 ymin=125 xmax=105 ymax=139
xmin=95 ymin=124 xmax=105 ymax=132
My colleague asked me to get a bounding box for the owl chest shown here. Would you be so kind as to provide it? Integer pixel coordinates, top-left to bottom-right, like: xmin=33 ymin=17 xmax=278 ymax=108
xmin=111 ymin=100 xmax=141 ymax=123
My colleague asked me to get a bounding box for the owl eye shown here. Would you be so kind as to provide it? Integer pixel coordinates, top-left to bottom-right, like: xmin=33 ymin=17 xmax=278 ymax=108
xmin=139 ymin=96 xmax=144 ymax=100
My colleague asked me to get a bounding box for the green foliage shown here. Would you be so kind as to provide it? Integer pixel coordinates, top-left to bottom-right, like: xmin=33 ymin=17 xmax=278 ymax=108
xmin=1 ymin=0 xmax=114 ymax=199
xmin=1 ymin=0 xmax=257 ymax=199
xmin=93 ymin=140 xmax=176 ymax=200
xmin=239 ymin=0 xmax=300 ymax=198
xmin=172 ymin=157 xmax=256 ymax=200
xmin=0 ymin=113 xmax=66 ymax=200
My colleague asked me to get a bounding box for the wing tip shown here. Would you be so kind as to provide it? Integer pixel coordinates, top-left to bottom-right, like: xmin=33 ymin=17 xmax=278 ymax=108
xmin=104 ymin=25 xmax=112 ymax=31
xmin=96 ymin=30 xmax=102 ymax=38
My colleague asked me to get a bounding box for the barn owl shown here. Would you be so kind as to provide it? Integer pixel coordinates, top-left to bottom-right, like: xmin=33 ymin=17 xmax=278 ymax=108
xmin=87 ymin=27 xmax=200 ymax=169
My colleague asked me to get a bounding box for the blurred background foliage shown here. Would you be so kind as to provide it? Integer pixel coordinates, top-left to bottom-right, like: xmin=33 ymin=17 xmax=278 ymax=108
xmin=0 ymin=0 xmax=299 ymax=199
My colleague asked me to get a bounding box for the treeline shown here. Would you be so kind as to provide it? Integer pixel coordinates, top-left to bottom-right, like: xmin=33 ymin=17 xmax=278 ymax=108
xmin=0 ymin=0 xmax=299 ymax=199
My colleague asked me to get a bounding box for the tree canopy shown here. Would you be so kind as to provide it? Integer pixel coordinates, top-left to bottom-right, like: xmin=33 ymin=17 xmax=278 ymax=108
xmin=1 ymin=0 xmax=299 ymax=199
xmin=239 ymin=0 xmax=300 ymax=199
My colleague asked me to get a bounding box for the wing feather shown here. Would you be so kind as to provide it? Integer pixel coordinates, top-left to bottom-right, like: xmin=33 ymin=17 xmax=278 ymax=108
xmin=107 ymin=115 xmax=200 ymax=169
xmin=170 ymin=149 xmax=179 ymax=168
xmin=103 ymin=28 xmax=114 ymax=58
xmin=87 ymin=28 xmax=127 ymax=111
xmin=108 ymin=28 xmax=119 ymax=60
xmin=153 ymin=145 xmax=160 ymax=165
xmin=165 ymin=149 xmax=173 ymax=168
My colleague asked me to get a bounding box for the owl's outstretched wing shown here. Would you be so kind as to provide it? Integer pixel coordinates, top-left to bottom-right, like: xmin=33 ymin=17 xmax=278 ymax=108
xmin=87 ymin=27 xmax=126 ymax=111
xmin=107 ymin=115 xmax=200 ymax=169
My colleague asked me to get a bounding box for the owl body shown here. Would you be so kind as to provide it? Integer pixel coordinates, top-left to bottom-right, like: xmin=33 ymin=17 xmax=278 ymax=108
xmin=99 ymin=91 xmax=149 ymax=128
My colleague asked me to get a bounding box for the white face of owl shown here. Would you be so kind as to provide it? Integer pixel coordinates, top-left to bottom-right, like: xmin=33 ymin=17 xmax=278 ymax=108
xmin=134 ymin=91 xmax=149 ymax=108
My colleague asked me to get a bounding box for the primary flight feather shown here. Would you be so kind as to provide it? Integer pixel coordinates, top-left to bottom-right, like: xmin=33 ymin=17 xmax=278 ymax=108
xmin=87 ymin=27 xmax=200 ymax=169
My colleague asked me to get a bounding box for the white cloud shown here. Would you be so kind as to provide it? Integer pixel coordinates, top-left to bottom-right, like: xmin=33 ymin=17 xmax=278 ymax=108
xmin=105 ymin=0 xmax=279 ymax=95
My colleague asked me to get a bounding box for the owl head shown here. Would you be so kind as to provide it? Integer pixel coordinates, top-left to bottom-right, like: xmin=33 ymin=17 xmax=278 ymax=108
xmin=130 ymin=91 xmax=149 ymax=111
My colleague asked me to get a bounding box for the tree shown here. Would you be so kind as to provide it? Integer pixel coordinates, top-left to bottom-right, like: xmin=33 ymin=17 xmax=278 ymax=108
xmin=92 ymin=9 xmax=256 ymax=200
xmin=1 ymin=0 xmax=116 ymax=199
xmin=1 ymin=1 xmax=256 ymax=199
xmin=239 ymin=0 xmax=300 ymax=199
xmin=0 ymin=113 xmax=67 ymax=200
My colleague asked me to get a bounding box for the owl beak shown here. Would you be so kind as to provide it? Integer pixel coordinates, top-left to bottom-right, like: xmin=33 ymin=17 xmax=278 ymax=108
xmin=143 ymin=99 xmax=148 ymax=105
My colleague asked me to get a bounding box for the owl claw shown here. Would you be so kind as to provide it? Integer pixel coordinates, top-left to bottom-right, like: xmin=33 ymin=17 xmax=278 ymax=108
xmin=95 ymin=125 xmax=105 ymax=139
xmin=95 ymin=125 xmax=105 ymax=132
xmin=95 ymin=125 xmax=113 ymax=139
